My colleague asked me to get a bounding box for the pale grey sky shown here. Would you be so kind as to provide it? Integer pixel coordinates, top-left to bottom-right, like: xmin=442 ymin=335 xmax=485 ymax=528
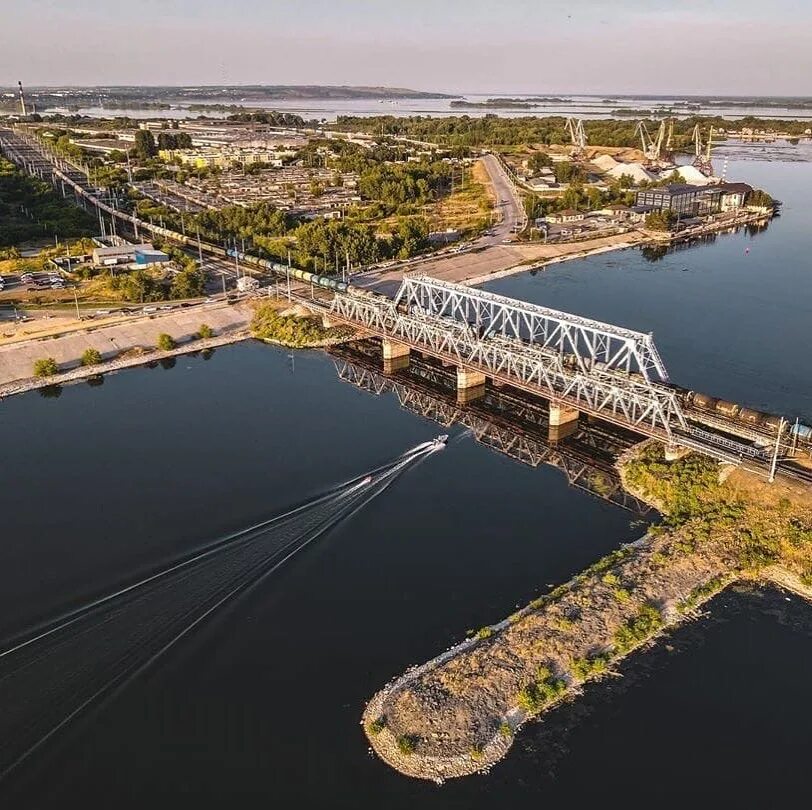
xmin=2 ymin=0 xmax=811 ymax=94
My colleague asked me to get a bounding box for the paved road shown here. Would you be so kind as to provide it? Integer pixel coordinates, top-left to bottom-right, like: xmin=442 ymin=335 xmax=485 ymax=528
xmin=478 ymin=153 xmax=524 ymax=245
xmin=354 ymin=154 xmax=527 ymax=295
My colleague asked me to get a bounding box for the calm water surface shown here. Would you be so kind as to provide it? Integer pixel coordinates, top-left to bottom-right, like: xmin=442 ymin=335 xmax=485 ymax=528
xmin=1 ymin=155 xmax=810 ymax=807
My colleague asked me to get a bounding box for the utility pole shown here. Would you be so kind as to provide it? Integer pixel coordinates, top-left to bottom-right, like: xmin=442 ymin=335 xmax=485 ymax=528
xmin=768 ymin=417 xmax=786 ymax=483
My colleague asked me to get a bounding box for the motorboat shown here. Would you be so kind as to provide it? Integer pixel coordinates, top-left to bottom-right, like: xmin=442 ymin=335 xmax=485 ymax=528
xmin=432 ymin=434 xmax=449 ymax=448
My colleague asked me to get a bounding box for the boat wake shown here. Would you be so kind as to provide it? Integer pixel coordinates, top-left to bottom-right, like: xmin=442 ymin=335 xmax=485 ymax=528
xmin=0 ymin=439 xmax=444 ymax=783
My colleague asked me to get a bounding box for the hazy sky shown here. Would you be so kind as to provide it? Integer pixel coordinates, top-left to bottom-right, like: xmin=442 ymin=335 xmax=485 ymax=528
xmin=3 ymin=0 xmax=811 ymax=94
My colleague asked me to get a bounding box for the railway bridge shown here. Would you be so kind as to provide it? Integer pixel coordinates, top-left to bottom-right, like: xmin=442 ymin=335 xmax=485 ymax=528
xmin=310 ymin=276 xmax=772 ymax=466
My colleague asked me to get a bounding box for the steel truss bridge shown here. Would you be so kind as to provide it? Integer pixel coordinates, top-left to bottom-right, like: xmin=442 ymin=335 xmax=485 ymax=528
xmin=331 ymin=346 xmax=653 ymax=514
xmin=324 ymin=278 xmax=768 ymax=463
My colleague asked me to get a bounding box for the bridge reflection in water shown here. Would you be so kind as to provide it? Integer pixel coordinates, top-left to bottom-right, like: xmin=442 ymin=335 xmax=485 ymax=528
xmin=330 ymin=342 xmax=654 ymax=515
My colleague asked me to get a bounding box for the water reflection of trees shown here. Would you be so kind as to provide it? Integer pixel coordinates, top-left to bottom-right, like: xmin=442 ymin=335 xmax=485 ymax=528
xmin=38 ymin=385 xmax=62 ymax=398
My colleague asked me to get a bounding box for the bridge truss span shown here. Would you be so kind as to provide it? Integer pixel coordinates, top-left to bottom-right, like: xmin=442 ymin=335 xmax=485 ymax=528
xmin=329 ymin=291 xmax=687 ymax=442
xmin=394 ymin=275 xmax=670 ymax=383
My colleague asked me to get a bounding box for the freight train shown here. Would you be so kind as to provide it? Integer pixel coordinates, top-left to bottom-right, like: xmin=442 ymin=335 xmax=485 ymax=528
xmin=47 ymin=163 xmax=353 ymax=295
xmin=682 ymin=389 xmax=812 ymax=444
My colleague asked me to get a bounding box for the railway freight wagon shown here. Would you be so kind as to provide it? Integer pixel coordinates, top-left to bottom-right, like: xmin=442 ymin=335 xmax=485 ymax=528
xmin=685 ymin=390 xmax=812 ymax=446
xmin=225 ymin=249 xmax=349 ymax=293
xmin=46 ymin=162 xmax=353 ymax=297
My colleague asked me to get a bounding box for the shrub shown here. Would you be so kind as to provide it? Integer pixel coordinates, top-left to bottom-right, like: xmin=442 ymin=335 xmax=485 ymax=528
xmin=498 ymin=722 xmax=513 ymax=739
xmin=613 ymin=603 xmax=664 ymax=654
xmin=366 ymin=717 xmax=386 ymax=736
xmin=33 ymin=357 xmax=58 ymax=377
xmin=470 ymin=745 xmax=484 ymax=762
xmin=396 ymin=735 xmax=418 ymax=755
xmin=570 ymin=653 xmax=610 ymax=681
xmin=476 ymin=626 xmax=493 ymax=640
xmin=197 ymin=323 xmax=214 ymax=339
xmin=517 ymin=668 xmax=568 ymax=716
xmin=80 ymin=347 xmax=102 ymax=366
xmin=156 ymin=333 xmax=176 ymax=351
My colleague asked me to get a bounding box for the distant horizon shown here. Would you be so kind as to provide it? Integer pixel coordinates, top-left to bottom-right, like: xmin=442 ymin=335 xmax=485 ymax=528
xmin=3 ymin=84 xmax=812 ymax=101
xmin=3 ymin=1 xmax=810 ymax=95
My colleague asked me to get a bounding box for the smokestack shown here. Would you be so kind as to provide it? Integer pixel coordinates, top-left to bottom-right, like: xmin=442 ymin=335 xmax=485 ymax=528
xmin=18 ymin=81 xmax=27 ymax=117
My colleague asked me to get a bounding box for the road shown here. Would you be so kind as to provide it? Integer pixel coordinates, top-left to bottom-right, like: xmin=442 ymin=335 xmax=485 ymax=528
xmin=478 ymin=153 xmax=525 ymax=245
xmin=353 ymin=153 xmax=527 ymax=296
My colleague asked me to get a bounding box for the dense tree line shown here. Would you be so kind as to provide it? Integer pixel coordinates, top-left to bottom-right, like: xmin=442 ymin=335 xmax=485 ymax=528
xmin=333 ymin=114 xmax=812 ymax=148
xmin=156 ymin=132 xmax=192 ymax=150
xmin=227 ymin=111 xmax=307 ymax=127
xmin=0 ymin=157 xmax=96 ymax=246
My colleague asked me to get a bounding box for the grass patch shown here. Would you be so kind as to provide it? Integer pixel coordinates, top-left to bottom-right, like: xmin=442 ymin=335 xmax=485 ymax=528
xmin=613 ymin=603 xmax=664 ymax=655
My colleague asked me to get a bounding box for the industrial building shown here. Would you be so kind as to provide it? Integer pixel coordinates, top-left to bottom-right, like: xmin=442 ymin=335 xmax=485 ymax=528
xmin=92 ymin=243 xmax=157 ymax=266
xmin=133 ymin=247 xmax=170 ymax=265
xmin=634 ymin=184 xmax=724 ymax=217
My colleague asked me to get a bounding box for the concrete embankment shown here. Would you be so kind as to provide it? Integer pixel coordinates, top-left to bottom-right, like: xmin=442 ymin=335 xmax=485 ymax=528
xmin=362 ymin=443 xmax=812 ymax=781
xmin=0 ymin=302 xmax=252 ymax=396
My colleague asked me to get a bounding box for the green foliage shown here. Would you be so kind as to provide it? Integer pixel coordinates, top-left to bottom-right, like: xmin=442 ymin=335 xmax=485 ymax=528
xmin=169 ymin=266 xmax=205 ymax=299
xmin=156 ymin=131 xmax=192 ymax=150
xmin=251 ymin=302 xmax=353 ymax=347
xmin=332 ymin=113 xmax=812 ymax=149
xmin=0 ymin=157 xmax=96 ymax=247
xmin=80 ymin=347 xmax=102 ymax=366
xmin=517 ymin=668 xmax=568 ymax=716
xmin=645 ymin=210 xmax=678 ymax=231
xmin=747 ymin=188 xmax=774 ymax=208
xmin=527 ymin=151 xmax=553 ymax=173
xmin=470 ymin=745 xmax=484 ymax=762
xmin=33 ymin=357 xmax=59 ymax=378
xmin=476 ymin=626 xmax=493 ymax=640
xmin=677 ymin=575 xmax=728 ymax=614
xmin=613 ymin=604 xmax=664 ymax=654
xmin=197 ymin=323 xmax=214 ymax=339
xmin=134 ymin=130 xmax=157 ymax=161
xmin=396 ymin=735 xmax=418 ymax=755
xmin=366 ymin=717 xmax=386 ymax=736
xmin=570 ymin=653 xmax=610 ymax=681
xmin=156 ymin=333 xmax=176 ymax=351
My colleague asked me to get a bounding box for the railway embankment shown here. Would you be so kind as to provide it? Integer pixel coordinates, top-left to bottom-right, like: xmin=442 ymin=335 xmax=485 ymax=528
xmin=362 ymin=442 xmax=812 ymax=781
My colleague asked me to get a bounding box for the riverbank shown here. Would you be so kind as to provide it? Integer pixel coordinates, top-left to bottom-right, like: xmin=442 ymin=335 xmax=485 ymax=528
xmin=362 ymin=442 xmax=812 ymax=781
xmin=0 ymin=302 xmax=252 ymax=396
xmin=460 ymin=211 xmax=772 ymax=287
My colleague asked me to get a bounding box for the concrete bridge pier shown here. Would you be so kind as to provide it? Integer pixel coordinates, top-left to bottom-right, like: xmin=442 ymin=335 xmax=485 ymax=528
xmin=382 ymin=339 xmax=410 ymax=374
xmin=457 ymin=368 xmax=486 ymax=404
xmin=549 ymin=401 xmax=580 ymax=442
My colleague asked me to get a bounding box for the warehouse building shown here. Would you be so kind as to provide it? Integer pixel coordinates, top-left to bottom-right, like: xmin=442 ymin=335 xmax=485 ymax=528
xmin=92 ymin=243 xmax=156 ymax=266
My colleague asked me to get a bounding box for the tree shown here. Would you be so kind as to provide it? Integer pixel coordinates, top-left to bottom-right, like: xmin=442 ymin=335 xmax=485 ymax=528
xmin=747 ymin=188 xmax=773 ymax=208
xmin=169 ymin=266 xmax=205 ymax=299
xmin=81 ymin=347 xmax=102 ymax=366
xmin=134 ymin=130 xmax=157 ymax=161
xmin=33 ymin=357 xmax=58 ymax=377
xmin=645 ymin=210 xmax=678 ymax=231
xmin=156 ymin=333 xmax=176 ymax=351
xmin=527 ymin=152 xmax=553 ymax=174
xmin=197 ymin=324 xmax=214 ymax=339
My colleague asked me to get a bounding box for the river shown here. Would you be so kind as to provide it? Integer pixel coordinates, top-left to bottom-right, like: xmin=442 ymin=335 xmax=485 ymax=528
xmin=39 ymin=94 xmax=812 ymax=122
xmin=0 ymin=154 xmax=810 ymax=807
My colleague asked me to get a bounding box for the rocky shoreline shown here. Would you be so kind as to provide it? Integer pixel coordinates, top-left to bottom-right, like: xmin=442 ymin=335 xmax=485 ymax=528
xmin=362 ymin=443 xmax=812 ymax=781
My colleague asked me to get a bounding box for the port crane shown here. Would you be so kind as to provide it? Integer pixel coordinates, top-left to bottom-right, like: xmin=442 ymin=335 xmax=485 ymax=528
xmin=635 ymin=118 xmax=674 ymax=166
xmin=692 ymin=124 xmax=715 ymax=176
xmin=565 ymin=117 xmax=587 ymax=159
